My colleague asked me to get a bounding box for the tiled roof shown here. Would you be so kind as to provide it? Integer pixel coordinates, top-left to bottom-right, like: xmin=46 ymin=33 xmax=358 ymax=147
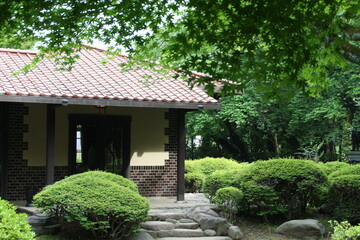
xmin=0 ymin=47 xmax=219 ymax=109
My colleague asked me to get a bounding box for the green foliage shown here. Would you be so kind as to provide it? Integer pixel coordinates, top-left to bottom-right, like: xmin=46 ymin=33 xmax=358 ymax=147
xmin=202 ymin=165 xmax=248 ymax=200
xmin=185 ymin=157 xmax=242 ymax=175
xmin=328 ymin=175 xmax=360 ymax=222
xmin=33 ymin=171 xmax=149 ymax=240
xmin=186 ymin=64 xmax=359 ymax=162
xmin=320 ymin=162 xmax=350 ymax=175
xmin=0 ymin=199 xmax=35 ymax=240
xmin=60 ymin=170 xmax=139 ymax=193
xmin=0 ymin=27 xmax=36 ymax=49
xmin=213 ymin=187 xmax=243 ymax=222
xmin=237 ymin=159 xmax=328 ymax=219
xmin=328 ymin=164 xmax=360 ymax=180
xmin=185 ymin=172 xmax=205 ymax=193
xmin=331 ymin=221 xmax=360 ymax=240
xmin=2 ymin=0 xmax=358 ymax=94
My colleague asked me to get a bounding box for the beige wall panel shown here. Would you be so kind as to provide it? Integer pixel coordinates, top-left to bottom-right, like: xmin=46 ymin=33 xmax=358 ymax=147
xmin=24 ymin=104 xmax=169 ymax=167
xmin=24 ymin=104 xmax=47 ymax=166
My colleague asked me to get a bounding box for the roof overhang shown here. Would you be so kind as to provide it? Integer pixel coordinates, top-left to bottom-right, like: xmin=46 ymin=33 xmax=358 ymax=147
xmin=0 ymin=95 xmax=221 ymax=110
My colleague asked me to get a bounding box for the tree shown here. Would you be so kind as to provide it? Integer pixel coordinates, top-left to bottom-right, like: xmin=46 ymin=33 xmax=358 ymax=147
xmin=187 ymin=64 xmax=360 ymax=162
xmin=0 ymin=28 xmax=36 ymax=49
xmin=1 ymin=0 xmax=359 ymax=93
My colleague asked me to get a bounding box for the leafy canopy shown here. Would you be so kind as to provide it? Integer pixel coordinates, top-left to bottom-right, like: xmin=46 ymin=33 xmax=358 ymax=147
xmin=1 ymin=0 xmax=359 ymax=94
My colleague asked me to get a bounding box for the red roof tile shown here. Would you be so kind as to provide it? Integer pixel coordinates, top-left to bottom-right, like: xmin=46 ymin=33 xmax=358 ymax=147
xmin=0 ymin=47 xmax=218 ymax=107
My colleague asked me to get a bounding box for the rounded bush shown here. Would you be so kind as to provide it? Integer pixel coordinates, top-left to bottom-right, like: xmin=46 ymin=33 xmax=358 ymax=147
xmin=213 ymin=187 xmax=243 ymax=222
xmin=34 ymin=171 xmax=149 ymax=240
xmin=0 ymin=199 xmax=35 ymax=240
xmin=185 ymin=172 xmax=205 ymax=193
xmin=328 ymin=164 xmax=360 ymax=180
xmin=328 ymin=175 xmax=360 ymax=222
xmin=202 ymin=166 xmax=247 ymax=200
xmin=331 ymin=221 xmax=360 ymax=240
xmin=61 ymin=170 xmax=139 ymax=192
xmin=237 ymin=158 xmax=328 ymax=219
xmin=322 ymin=162 xmax=349 ymax=175
xmin=185 ymin=157 xmax=242 ymax=175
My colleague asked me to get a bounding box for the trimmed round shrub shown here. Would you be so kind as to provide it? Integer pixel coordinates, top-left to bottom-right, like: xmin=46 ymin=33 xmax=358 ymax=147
xmin=185 ymin=157 xmax=242 ymax=175
xmin=237 ymin=158 xmax=328 ymax=219
xmin=34 ymin=171 xmax=149 ymax=240
xmin=328 ymin=164 xmax=360 ymax=180
xmin=60 ymin=170 xmax=139 ymax=192
xmin=185 ymin=172 xmax=205 ymax=193
xmin=0 ymin=199 xmax=35 ymax=240
xmin=202 ymin=165 xmax=248 ymax=200
xmin=328 ymin=175 xmax=360 ymax=222
xmin=213 ymin=187 xmax=243 ymax=222
xmin=331 ymin=221 xmax=360 ymax=240
xmin=322 ymin=162 xmax=349 ymax=175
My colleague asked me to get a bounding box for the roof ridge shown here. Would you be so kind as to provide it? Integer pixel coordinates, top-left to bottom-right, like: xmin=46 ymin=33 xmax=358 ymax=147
xmin=0 ymin=48 xmax=38 ymax=54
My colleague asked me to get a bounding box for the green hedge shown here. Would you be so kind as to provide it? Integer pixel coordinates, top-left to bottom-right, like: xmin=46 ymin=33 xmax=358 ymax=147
xmin=328 ymin=164 xmax=360 ymax=180
xmin=236 ymin=158 xmax=328 ymax=219
xmin=328 ymin=175 xmax=360 ymax=222
xmin=34 ymin=171 xmax=149 ymax=240
xmin=185 ymin=172 xmax=205 ymax=193
xmin=185 ymin=157 xmax=242 ymax=175
xmin=331 ymin=221 xmax=360 ymax=240
xmin=213 ymin=187 xmax=243 ymax=222
xmin=60 ymin=170 xmax=139 ymax=192
xmin=0 ymin=199 xmax=35 ymax=240
xmin=320 ymin=162 xmax=349 ymax=176
xmin=202 ymin=166 xmax=247 ymax=200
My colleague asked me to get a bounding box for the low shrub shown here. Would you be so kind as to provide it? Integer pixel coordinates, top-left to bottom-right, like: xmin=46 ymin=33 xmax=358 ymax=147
xmin=202 ymin=166 xmax=247 ymax=200
xmin=60 ymin=170 xmax=139 ymax=192
xmin=331 ymin=221 xmax=360 ymax=240
xmin=328 ymin=164 xmax=360 ymax=180
xmin=34 ymin=171 xmax=149 ymax=240
xmin=213 ymin=187 xmax=243 ymax=222
xmin=185 ymin=172 xmax=205 ymax=193
xmin=237 ymin=158 xmax=328 ymax=220
xmin=185 ymin=157 xmax=242 ymax=175
xmin=0 ymin=199 xmax=35 ymax=240
xmin=328 ymin=175 xmax=360 ymax=222
xmin=321 ymin=162 xmax=349 ymax=176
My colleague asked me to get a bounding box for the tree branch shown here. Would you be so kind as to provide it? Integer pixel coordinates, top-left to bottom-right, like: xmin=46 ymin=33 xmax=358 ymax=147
xmin=344 ymin=24 xmax=360 ymax=41
xmin=341 ymin=42 xmax=360 ymax=65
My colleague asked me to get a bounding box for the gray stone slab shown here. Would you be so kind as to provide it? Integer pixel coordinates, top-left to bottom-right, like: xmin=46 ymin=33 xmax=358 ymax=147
xmin=157 ymin=237 xmax=232 ymax=240
xmin=157 ymin=228 xmax=204 ymax=238
xmin=175 ymin=222 xmax=199 ymax=229
xmin=141 ymin=221 xmax=175 ymax=231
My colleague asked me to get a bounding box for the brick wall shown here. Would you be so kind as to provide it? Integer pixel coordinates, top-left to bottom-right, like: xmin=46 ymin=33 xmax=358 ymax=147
xmin=130 ymin=109 xmax=178 ymax=196
xmin=6 ymin=103 xmax=68 ymax=200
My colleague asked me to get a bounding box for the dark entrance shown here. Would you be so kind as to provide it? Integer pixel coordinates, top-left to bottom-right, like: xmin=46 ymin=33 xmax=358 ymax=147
xmin=68 ymin=115 xmax=131 ymax=177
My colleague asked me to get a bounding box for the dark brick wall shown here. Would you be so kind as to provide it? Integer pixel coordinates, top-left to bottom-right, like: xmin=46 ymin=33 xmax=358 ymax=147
xmin=6 ymin=103 xmax=68 ymax=200
xmin=130 ymin=109 xmax=178 ymax=197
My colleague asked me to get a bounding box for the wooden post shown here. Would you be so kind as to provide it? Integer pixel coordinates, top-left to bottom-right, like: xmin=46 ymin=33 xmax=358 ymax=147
xmin=177 ymin=110 xmax=186 ymax=201
xmin=46 ymin=104 xmax=56 ymax=185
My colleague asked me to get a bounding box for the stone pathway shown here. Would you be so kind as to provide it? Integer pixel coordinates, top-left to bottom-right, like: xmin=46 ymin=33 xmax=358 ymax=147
xmin=134 ymin=193 xmax=243 ymax=240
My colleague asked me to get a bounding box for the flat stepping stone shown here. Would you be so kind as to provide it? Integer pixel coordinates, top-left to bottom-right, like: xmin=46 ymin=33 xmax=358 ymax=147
xmin=141 ymin=221 xmax=175 ymax=231
xmin=151 ymin=213 xmax=188 ymax=220
xmin=175 ymin=222 xmax=199 ymax=229
xmin=156 ymin=237 xmax=232 ymax=240
xmin=157 ymin=228 xmax=203 ymax=238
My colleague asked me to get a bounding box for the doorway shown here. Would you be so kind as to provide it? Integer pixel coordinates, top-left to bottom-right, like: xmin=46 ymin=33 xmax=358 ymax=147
xmin=68 ymin=115 xmax=131 ymax=177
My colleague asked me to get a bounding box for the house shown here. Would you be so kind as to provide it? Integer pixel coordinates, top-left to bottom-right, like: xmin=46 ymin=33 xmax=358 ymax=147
xmin=0 ymin=47 xmax=220 ymax=201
